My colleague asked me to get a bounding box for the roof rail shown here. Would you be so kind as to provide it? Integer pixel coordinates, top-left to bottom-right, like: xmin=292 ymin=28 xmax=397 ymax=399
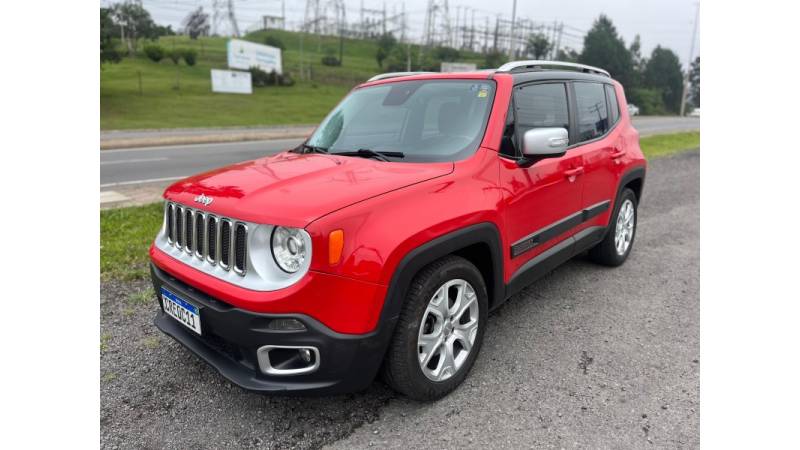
xmin=367 ymin=71 xmax=435 ymax=82
xmin=496 ymin=60 xmax=610 ymax=77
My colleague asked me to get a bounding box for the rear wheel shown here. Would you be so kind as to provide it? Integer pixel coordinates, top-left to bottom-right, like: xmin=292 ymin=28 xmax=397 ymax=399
xmin=382 ymin=256 xmax=488 ymax=401
xmin=588 ymin=188 xmax=638 ymax=266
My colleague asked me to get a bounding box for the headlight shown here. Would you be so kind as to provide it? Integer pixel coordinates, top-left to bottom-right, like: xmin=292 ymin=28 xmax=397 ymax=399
xmin=271 ymin=226 xmax=309 ymax=273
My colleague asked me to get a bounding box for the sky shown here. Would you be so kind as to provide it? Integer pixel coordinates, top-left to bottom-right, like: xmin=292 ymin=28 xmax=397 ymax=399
xmin=107 ymin=0 xmax=700 ymax=68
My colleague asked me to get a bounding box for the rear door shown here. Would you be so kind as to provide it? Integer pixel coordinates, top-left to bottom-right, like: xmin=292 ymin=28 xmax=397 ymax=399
xmin=568 ymin=81 xmax=623 ymax=232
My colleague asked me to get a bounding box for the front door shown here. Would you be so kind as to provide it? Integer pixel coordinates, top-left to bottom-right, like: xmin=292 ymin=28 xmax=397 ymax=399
xmin=499 ymin=81 xmax=584 ymax=280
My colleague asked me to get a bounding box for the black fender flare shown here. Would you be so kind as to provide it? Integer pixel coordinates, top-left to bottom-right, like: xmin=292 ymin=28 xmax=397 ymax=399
xmin=370 ymin=222 xmax=504 ymax=352
xmin=617 ymin=165 xmax=647 ymax=203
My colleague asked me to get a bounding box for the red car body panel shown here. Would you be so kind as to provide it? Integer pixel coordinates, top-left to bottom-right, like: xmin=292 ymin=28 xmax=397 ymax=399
xmin=154 ymin=71 xmax=646 ymax=337
xmin=150 ymin=245 xmax=388 ymax=334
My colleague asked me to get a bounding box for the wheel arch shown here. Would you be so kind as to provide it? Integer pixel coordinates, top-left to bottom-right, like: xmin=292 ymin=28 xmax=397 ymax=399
xmin=380 ymin=222 xmax=504 ymax=329
xmin=618 ymin=166 xmax=646 ymax=203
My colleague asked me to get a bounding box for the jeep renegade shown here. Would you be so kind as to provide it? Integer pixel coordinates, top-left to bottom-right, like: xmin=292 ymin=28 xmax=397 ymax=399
xmin=150 ymin=61 xmax=647 ymax=400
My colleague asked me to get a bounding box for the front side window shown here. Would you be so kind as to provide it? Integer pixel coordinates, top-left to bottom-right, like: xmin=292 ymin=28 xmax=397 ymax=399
xmin=306 ymin=80 xmax=496 ymax=162
xmin=513 ymin=83 xmax=570 ymax=145
xmin=574 ymin=82 xmax=610 ymax=142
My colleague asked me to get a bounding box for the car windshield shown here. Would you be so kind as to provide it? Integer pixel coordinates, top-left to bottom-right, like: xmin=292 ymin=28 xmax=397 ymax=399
xmin=306 ymin=79 xmax=496 ymax=162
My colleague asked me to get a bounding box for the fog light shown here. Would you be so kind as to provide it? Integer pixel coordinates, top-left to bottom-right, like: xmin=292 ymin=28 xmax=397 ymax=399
xmin=267 ymin=318 xmax=306 ymax=331
xmin=299 ymin=348 xmax=312 ymax=363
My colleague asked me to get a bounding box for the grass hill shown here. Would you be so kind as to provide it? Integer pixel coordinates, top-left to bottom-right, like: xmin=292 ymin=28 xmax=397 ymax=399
xmin=100 ymin=29 xmax=487 ymax=130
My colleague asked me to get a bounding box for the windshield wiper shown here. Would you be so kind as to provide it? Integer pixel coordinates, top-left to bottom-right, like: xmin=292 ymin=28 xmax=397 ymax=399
xmin=294 ymin=143 xmax=329 ymax=154
xmin=331 ymin=149 xmax=405 ymax=162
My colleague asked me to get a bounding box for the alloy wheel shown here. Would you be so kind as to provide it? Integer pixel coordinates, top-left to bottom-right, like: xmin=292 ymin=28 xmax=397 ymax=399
xmin=614 ymin=199 xmax=635 ymax=255
xmin=417 ymin=279 xmax=480 ymax=382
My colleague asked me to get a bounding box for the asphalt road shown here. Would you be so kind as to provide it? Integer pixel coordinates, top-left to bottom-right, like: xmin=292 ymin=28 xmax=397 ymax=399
xmin=100 ymin=150 xmax=699 ymax=449
xmin=100 ymin=117 xmax=698 ymax=188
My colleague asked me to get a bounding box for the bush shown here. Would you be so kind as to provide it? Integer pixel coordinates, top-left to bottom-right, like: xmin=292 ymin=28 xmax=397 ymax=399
xmin=181 ymin=48 xmax=197 ymax=66
xmin=279 ymin=72 xmax=295 ymax=87
xmin=628 ymin=88 xmax=667 ymax=115
xmin=143 ymin=44 xmax=165 ymax=63
xmin=321 ymin=55 xmax=341 ymax=66
xmin=167 ymin=49 xmax=181 ymax=64
xmin=483 ymin=50 xmax=508 ymax=69
xmin=249 ymin=66 xmax=294 ymax=87
xmin=434 ymin=46 xmax=460 ymax=62
xmin=264 ymin=36 xmax=285 ymax=50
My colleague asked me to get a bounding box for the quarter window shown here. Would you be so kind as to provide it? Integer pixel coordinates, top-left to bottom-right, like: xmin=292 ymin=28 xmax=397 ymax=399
xmin=605 ymin=84 xmax=620 ymax=125
xmin=513 ymin=83 xmax=570 ymax=145
xmin=574 ymin=82 xmax=610 ymax=142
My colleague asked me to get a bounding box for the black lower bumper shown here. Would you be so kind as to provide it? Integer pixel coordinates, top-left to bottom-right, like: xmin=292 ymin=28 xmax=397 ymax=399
xmin=150 ymin=263 xmax=394 ymax=395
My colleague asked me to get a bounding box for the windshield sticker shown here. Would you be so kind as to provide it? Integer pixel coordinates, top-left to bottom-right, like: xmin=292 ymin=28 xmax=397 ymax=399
xmin=477 ymin=87 xmax=488 ymax=98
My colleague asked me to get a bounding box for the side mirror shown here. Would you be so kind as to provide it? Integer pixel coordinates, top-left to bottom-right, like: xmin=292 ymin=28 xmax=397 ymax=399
xmin=519 ymin=127 xmax=569 ymax=167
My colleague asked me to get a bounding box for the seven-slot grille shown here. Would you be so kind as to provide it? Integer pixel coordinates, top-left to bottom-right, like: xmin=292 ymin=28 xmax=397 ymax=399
xmin=165 ymin=202 xmax=248 ymax=275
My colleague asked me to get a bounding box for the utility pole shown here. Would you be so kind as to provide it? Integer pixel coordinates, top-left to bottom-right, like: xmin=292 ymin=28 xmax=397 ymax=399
xmin=680 ymin=1 xmax=700 ymax=116
xmin=508 ymin=0 xmax=517 ymax=58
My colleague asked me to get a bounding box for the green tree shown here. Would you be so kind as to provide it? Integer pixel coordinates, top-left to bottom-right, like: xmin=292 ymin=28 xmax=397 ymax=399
xmin=100 ymin=8 xmax=121 ymax=64
xmin=110 ymin=2 xmax=158 ymax=54
xmin=643 ymin=46 xmax=684 ymax=113
xmin=579 ymin=15 xmax=634 ymax=87
xmin=629 ymin=34 xmax=644 ymax=87
xmin=526 ymin=33 xmax=552 ymax=59
xmin=182 ymin=7 xmax=210 ymax=40
xmin=689 ymin=56 xmax=700 ymax=107
xmin=375 ymin=33 xmax=397 ymax=68
xmin=556 ymin=47 xmax=579 ymax=63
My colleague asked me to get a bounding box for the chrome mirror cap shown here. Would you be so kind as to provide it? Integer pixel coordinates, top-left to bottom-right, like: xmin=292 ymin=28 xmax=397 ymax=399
xmin=522 ymin=127 xmax=569 ymax=158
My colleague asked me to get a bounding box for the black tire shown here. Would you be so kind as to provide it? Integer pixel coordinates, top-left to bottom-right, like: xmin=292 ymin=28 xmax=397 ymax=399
xmin=382 ymin=255 xmax=488 ymax=401
xmin=588 ymin=188 xmax=638 ymax=266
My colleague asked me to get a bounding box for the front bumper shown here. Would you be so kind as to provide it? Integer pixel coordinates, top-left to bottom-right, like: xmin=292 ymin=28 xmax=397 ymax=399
xmin=150 ymin=263 xmax=396 ymax=395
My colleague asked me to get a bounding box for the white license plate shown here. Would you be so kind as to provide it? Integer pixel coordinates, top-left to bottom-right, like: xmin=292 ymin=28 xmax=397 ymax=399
xmin=161 ymin=287 xmax=202 ymax=335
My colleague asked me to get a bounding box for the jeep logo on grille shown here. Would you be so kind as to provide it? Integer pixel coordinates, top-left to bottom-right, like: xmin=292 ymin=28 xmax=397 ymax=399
xmin=194 ymin=194 xmax=213 ymax=206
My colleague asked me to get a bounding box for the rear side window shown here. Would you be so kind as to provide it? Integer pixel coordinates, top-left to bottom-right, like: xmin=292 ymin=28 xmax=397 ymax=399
xmin=605 ymin=84 xmax=620 ymax=125
xmin=574 ymin=82 xmax=609 ymax=142
xmin=513 ymin=83 xmax=570 ymax=142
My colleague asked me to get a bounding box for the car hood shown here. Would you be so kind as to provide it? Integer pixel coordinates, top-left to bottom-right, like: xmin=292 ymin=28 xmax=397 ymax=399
xmin=164 ymin=152 xmax=454 ymax=227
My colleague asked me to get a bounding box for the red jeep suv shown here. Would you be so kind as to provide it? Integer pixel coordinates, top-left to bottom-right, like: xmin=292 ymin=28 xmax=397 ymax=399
xmin=150 ymin=61 xmax=646 ymax=400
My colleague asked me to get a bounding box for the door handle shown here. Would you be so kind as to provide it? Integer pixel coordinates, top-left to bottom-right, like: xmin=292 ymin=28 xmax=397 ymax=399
xmin=610 ymin=150 xmax=626 ymax=159
xmin=564 ymin=167 xmax=584 ymax=177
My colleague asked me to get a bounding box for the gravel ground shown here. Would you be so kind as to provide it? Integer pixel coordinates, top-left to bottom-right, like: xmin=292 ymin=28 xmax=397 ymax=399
xmin=100 ymin=150 xmax=699 ymax=449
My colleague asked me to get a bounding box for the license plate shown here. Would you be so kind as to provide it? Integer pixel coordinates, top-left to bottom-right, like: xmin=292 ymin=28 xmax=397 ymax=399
xmin=161 ymin=287 xmax=202 ymax=335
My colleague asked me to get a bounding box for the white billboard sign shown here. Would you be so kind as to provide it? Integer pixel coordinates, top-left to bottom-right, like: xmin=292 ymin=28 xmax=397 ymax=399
xmin=441 ymin=62 xmax=477 ymax=73
xmin=227 ymin=39 xmax=283 ymax=74
xmin=211 ymin=69 xmax=252 ymax=94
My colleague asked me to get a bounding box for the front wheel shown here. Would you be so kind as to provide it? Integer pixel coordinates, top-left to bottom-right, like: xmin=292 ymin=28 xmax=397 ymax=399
xmin=382 ymin=256 xmax=488 ymax=401
xmin=588 ymin=188 xmax=638 ymax=266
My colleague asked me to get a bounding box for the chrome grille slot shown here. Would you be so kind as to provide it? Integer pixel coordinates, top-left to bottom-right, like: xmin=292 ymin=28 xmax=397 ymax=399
xmin=234 ymin=223 xmax=248 ymax=275
xmin=195 ymin=212 xmax=205 ymax=259
xmin=220 ymin=219 xmax=232 ymax=270
xmin=166 ymin=203 xmax=175 ymax=244
xmin=175 ymin=205 xmax=184 ymax=248
xmin=162 ymin=203 xmax=248 ymax=277
xmin=207 ymin=215 xmax=218 ymax=264
xmin=184 ymin=209 xmax=194 ymax=254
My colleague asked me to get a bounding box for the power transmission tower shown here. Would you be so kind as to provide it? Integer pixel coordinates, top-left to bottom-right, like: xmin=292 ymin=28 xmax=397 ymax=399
xmin=227 ymin=0 xmax=240 ymax=37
